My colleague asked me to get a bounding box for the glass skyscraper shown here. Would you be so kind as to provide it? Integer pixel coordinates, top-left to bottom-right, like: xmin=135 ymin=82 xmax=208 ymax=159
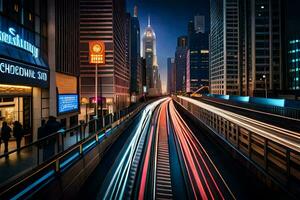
xmin=289 ymin=40 xmax=300 ymax=90
xmin=210 ymin=0 xmax=284 ymax=97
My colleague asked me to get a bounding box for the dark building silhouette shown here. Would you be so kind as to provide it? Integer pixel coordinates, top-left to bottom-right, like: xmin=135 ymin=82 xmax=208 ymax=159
xmin=175 ymin=36 xmax=188 ymax=93
xmin=188 ymin=15 xmax=209 ymax=92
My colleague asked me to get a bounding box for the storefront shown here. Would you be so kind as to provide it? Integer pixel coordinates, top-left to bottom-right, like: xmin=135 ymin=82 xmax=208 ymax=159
xmin=56 ymin=73 xmax=79 ymax=128
xmin=0 ymin=14 xmax=49 ymax=141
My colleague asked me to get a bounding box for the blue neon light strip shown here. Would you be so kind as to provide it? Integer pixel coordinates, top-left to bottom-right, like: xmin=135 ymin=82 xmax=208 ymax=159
xmin=98 ymin=134 xmax=105 ymax=142
xmin=82 ymin=140 xmax=96 ymax=152
xmin=105 ymin=128 xmax=112 ymax=137
xmin=60 ymin=152 xmax=80 ymax=169
xmin=11 ymin=170 xmax=55 ymax=200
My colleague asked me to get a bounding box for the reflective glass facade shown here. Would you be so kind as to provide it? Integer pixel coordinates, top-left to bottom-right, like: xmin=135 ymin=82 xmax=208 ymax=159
xmin=289 ymin=40 xmax=300 ymax=90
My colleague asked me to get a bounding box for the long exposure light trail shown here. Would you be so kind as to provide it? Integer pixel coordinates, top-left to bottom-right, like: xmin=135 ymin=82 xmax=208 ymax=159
xmin=178 ymin=96 xmax=300 ymax=152
xmin=169 ymin=100 xmax=235 ymax=200
xmin=100 ymin=98 xmax=166 ymax=199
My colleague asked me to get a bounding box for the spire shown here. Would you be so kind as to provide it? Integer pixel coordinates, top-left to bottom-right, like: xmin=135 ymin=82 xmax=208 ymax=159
xmin=134 ymin=5 xmax=138 ymax=17
xmin=148 ymin=15 xmax=151 ymax=27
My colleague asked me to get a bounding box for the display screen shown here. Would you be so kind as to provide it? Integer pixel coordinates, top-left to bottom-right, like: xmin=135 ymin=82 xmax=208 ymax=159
xmin=58 ymin=94 xmax=79 ymax=114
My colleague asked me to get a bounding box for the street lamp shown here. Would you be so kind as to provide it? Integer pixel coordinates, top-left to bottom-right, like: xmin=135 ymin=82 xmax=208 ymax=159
xmin=262 ymin=74 xmax=267 ymax=98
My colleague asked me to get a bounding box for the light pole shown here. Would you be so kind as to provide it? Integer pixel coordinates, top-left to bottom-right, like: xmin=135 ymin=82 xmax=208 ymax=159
xmin=95 ymin=63 xmax=98 ymax=118
xmin=263 ymin=74 xmax=267 ymax=98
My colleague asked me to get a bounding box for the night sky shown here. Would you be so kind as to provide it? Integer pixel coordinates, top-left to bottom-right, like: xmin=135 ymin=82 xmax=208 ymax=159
xmin=127 ymin=0 xmax=210 ymax=93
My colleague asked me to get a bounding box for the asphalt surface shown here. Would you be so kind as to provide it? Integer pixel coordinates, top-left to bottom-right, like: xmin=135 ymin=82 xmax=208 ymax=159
xmin=174 ymin=101 xmax=292 ymax=200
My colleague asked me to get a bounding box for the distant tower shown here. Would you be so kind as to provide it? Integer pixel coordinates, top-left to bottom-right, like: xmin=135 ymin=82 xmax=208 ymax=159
xmin=194 ymin=15 xmax=205 ymax=33
xmin=142 ymin=16 xmax=160 ymax=95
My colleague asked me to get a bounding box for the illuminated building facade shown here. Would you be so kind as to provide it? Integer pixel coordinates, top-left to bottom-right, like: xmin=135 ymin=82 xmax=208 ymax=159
xmin=188 ymin=15 xmax=209 ymax=92
xmin=80 ymin=0 xmax=129 ymax=114
xmin=142 ymin=17 xmax=161 ymax=96
xmin=288 ymin=40 xmax=300 ymax=90
xmin=0 ymin=0 xmax=49 ymax=141
xmin=210 ymin=0 xmax=284 ymax=97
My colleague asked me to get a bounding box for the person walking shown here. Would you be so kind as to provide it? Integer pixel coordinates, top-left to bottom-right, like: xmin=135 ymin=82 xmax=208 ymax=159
xmin=43 ymin=116 xmax=61 ymax=160
xmin=38 ymin=119 xmax=46 ymax=140
xmin=1 ymin=122 xmax=11 ymax=155
xmin=13 ymin=121 xmax=24 ymax=153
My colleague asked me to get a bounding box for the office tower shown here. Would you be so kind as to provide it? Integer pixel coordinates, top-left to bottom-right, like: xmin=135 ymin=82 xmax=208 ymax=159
xmin=284 ymin=0 xmax=300 ymax=92
xmin=288 ymin=40 xmax=300 ymax=90
xmin=129 ymin=6 xmax=142 ymax=99
xmin=210 ymin=0 xmax=284 ymax=97
xmin=194 ymin=15 xmax=205 ymax=34
xmin=175 ymin=36 xmax=189 ymax=93
xmin=142 ymin=16 xmax=160 ymax=96
xmin=167 ymin=58 xmax=176 ymax=94
xmin=210 ymin=0 xmax=240 ymax=95
xmin=80 ymin=0 xmax=129 ymax=114
xmin=188 ymin=16 xmax=209 ymax=92
xmin=246 ymin=0 xmax=283 ymax=97
xmin=141 ymin=58 xmax=147 ymax=93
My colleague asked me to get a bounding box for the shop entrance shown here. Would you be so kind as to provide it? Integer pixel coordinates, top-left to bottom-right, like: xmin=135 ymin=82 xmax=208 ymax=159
xmin=0 ymin=85 xmax=32 ymax=139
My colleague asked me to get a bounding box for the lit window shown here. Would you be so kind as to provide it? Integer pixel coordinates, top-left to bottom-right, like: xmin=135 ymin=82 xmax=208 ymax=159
xmin=14 ymin=4 xmax=19 ymax=12
xmin=29 ymin=13 xmax=32 ymax=21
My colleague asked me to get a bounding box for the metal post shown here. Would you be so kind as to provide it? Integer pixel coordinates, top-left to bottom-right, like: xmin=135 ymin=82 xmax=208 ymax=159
xmin=95 ymin=63 xmax=98 ymax=117
xmin=95 ymin=63 xmax=98 ymax=132
xmin=263 ymin=74 xmax=267 ymax=98
xmin=100 ymin=76 xmax=104 ymax=128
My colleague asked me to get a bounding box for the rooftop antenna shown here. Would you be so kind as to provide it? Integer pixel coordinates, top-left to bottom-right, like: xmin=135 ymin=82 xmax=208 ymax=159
xmin=148 ymin=15 xmax=151 ymax=27
xmin=134 ymin=5 xmax=138 ymax=17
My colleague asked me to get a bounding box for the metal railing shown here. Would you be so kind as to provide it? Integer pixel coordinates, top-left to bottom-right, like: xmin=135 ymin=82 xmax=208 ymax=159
xmin=174 ymin=96 xmax=300 ymax=197
xmin=0 ymin=102 xmax=143 ymax=188
xmin=200 ymin=96 xmax=300 ymax=120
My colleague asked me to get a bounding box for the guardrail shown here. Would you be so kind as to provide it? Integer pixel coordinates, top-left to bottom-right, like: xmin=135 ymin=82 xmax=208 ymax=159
xmin=0 ymin=102 xmax=146 ymax=199
xmin=202 ymin=95 xmax=300 ymax=120
xmin=174 ymin=96 xmax=300 ymax=197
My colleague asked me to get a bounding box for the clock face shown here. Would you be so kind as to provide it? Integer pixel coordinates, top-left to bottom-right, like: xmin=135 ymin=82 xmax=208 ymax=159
xmin=92 ymin=44 xmax=102 ymax=53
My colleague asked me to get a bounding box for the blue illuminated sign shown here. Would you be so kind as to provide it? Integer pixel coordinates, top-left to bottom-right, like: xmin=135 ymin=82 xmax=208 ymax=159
xmin=0 ymin=27 xmax=39 ymax=58
xmin=0 ymin=58 xmax=48 ymax=88
xmin=58 ymin=94 xmax=79 ymax=114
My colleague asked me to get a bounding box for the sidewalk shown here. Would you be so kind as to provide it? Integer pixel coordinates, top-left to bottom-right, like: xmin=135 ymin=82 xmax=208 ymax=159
xmin=0 ymin=131 xmax=90 ymax=186
xmin=0 ymin=139 xmax=25 ymax=155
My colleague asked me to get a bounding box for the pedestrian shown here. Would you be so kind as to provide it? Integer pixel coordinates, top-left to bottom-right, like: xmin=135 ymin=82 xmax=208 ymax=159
xmin=43 ymin=116 xmax=61 ymax=160
xmin=38 ymin=119 xmax=46 ymax=140
xmin=1 ymin=121 xmax=11 ymax=155
xmin=13 ymin=121 xmax=24 ymax=153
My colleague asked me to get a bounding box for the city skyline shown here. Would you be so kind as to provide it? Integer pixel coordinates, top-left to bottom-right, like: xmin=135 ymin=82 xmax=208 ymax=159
xmin=127 ymin=0 xmax=209 ymax=93
xmin=0 ymin=0 xmax=300 ymax=199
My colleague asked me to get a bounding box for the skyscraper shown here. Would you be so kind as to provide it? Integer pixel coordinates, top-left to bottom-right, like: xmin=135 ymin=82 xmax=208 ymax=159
xmin=188 ymin=16 xmax=209 ymax=92
xmin=284 ymin=0 xmax=300 ymax=92
xmin=80 ymin=0 xmax=129 ymax=114
xmin=142 ymin=16 xmax=160 ymax=96
xmin=129 ymin=6 xmax=142 ymax=99
xmin=194 ymin=15 xmax=206 ymax=34
xmin=210 ymin=0 xmax=240 ymax=95
xmin=175 ymin=36 xmax=189 ymax=93
xmin=210 ymin=0 xmax=284 ymax=97
xmin=167 ymin=58 xmax=176 ymax=94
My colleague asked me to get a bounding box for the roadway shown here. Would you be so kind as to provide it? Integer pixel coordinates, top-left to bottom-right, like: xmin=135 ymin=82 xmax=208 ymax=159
xmin=77 ymin=98 xmax=290 ymax=200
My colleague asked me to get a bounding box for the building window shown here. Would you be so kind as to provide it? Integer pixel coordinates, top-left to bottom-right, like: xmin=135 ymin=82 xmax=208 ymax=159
xmin=14 ymin=3 xmax=18 ymax=12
